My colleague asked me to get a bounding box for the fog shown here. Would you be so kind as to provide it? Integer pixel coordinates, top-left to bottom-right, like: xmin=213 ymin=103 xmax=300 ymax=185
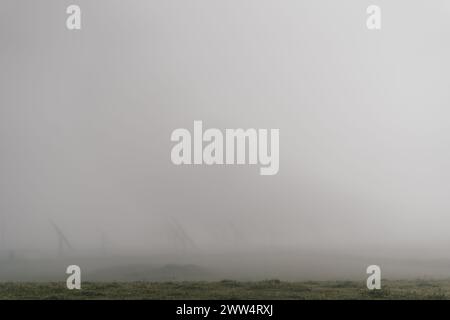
xmin=1 ymin=0 xmax=450 ymax=281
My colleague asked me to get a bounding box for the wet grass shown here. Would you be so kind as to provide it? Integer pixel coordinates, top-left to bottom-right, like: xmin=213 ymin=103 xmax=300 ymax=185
xmin=1 ymin=279 xmax=450 ymax=299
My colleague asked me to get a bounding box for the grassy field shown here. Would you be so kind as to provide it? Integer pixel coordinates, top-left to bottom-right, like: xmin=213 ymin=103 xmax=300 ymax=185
xmin=1 ymin=279 xmax=450 ymax=299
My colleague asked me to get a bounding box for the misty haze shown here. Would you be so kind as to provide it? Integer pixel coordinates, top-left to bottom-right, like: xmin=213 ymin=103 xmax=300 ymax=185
xmin=1 ymin=0 xmax=450 ymax=284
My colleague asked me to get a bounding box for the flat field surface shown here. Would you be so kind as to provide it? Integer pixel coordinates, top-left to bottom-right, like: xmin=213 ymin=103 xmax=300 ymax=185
xmin=1 ymin=279 xmax=449 ymax=299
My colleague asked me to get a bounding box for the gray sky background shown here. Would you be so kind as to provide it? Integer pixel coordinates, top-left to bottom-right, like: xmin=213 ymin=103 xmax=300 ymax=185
xmin=1 ymin=0 xmax=450 ymax=262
